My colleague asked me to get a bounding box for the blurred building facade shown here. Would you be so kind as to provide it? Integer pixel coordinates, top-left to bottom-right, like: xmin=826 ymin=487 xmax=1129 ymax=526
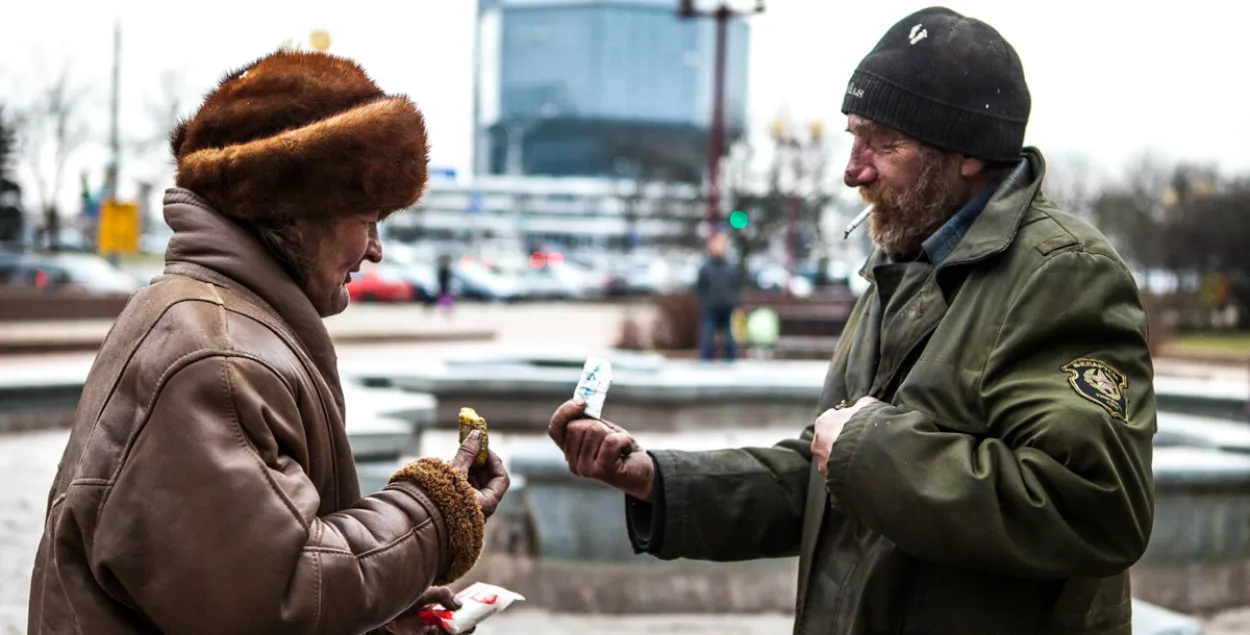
xmin=473 ymin=0 xmax=750 ymax=183
xmin=386 ymin=172 xmax=705 ymax=254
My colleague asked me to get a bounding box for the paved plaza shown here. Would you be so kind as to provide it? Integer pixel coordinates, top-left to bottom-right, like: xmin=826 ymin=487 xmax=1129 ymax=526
xmin=3 ymin=303 xmax=1250 ymax=633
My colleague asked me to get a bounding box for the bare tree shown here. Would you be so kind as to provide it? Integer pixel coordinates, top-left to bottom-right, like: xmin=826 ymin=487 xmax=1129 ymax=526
xmin=1090 ymin=153 xmax=1175 ymax=269
xmin=789 ymin=122 xmax=839 ymax=283
xmin=0 ymin=104 xmax=22 ymax=245
xmin=1043 ymin=152 xmax=1100 ymax=221
xmin=0 ymin=105 xmax=17 ymax=180
xmin=725 ymin=138 xmax=783 ymax=282
xmin=17 ymin=62 xmax=90 ymax=252
xmin=129 ymin=69 xmax=191 ymax=164
xmin=126 ymin=69 xmax=196 ymax=234
xmin=724 ymin=119 xmax=834 ymax=287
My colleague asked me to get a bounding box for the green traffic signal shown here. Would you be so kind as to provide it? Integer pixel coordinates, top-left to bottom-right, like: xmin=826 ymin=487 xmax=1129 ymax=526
xmin=729 ymin=210 xmax=748 ymax=229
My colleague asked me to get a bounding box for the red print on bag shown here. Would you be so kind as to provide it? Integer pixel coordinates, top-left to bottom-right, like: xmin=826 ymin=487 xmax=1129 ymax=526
xmin=469 ymin=592 xmax=498 ymax=605
xmin=418 ymin=608 xmax=454 ymax=625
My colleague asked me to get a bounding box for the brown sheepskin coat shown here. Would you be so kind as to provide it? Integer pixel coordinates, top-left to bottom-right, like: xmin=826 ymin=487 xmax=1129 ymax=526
xmin=27 ymin=190 xmax=483 ymax=635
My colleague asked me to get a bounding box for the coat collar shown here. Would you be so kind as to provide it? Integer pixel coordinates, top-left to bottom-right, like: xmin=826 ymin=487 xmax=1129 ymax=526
xmin=160 ymin=187 xmax=344 ymax=413
xmin=859 ymin=147 xmax=1047 ymax=282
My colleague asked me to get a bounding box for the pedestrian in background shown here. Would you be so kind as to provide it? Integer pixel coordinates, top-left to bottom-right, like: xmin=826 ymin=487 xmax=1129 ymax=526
xmin=694 ymin=231 xmax=741 ymax=361
xmin=436 ymin=253 xmax=455 ymax=317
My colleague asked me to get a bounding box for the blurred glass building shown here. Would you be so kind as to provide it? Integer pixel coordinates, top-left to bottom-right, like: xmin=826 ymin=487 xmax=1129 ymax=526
xmin=388 ymin=173 xmax=705 ymax=254
xmin=473 ymin=0 xmax=750 ymax=183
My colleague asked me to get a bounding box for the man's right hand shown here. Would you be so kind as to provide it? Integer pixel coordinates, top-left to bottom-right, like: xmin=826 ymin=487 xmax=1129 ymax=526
xmin=548 ymin=399 xmax=655 ymax=502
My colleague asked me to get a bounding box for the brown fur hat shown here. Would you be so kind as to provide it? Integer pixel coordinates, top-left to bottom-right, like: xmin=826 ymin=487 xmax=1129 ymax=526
xmin=171 ymin=50 xmax=428 ymax=225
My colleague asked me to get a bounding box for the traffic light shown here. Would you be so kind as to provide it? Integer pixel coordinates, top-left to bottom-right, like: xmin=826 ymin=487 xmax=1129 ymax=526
xmin=729 ymin=210 xmax=748 ymax=229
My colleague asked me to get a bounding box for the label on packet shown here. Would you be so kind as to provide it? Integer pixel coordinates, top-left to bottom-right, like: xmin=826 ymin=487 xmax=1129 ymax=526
xmin=416 ymin=582 xmax=525 ymax=634
xmin=573 ymin=356 xmax=613 ymax=419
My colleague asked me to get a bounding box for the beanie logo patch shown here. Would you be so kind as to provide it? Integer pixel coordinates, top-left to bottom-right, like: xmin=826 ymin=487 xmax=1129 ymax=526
xmin=846 ymin=82 xmax=865 ymax=99
xmin=909 ymin=24 xmax=928 ymax=45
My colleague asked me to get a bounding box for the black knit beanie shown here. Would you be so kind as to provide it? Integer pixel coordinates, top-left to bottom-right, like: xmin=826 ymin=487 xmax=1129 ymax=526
xmin=841 ymin=7 xmax=1030 ymax=163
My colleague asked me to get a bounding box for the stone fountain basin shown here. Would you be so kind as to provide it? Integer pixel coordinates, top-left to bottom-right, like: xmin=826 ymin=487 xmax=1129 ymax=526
xmin=1133 ymin=445 xmax=1250 ymax=614
xmin=370 ymin=350 xmax=831 ymax=434
xmin=360 ymin=349 xmax=1250 ymax=436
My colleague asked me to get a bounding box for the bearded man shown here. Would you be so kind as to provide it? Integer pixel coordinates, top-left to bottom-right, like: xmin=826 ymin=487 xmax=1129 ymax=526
xmin=547 ymin=6 xmax=1157 ymax=634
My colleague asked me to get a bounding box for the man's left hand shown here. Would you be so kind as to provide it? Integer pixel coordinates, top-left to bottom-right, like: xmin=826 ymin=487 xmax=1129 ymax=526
xmin=385 ymin=586 xmax=474 ymax=634
xmin=811 ymin=396 xmax=880 ymax=476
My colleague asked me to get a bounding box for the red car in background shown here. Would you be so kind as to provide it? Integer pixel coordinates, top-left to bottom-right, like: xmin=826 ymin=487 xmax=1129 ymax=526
xmin=346 ymin=262 xmax=414 ymax=303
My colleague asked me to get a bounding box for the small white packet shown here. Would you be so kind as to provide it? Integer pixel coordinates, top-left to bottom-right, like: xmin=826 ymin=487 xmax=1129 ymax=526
xmin=417 ymin=582 xmax=525 ymax=634
xmin=573 ymin=356 xmax=613 ymax=419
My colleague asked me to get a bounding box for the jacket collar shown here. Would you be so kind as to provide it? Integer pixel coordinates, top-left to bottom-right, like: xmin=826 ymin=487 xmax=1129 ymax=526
xmin=859 ymin=147 xmax=1047 ymax=282
xmin=160 ymin=188 xmax=344 ymax=412
xmin=920 ymin=178 xmax=1000 ymax=266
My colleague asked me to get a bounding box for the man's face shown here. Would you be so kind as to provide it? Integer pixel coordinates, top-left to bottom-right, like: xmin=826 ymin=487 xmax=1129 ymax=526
xmin=708 ymin=233 xmax=728 ymax=257
xmin=304 ymin=212 xmax=383 ymax=317
xmin=843 ymin=114 xmax=971 ymax=257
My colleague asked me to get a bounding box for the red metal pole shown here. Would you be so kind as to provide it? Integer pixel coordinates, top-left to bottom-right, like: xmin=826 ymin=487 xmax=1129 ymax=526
xmin=706 ymin=5 xmax=729 ymax=228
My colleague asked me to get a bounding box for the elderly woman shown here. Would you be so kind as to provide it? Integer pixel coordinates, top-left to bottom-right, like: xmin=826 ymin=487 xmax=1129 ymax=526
xmin=27 ymin=50 xmax=507 ymax=635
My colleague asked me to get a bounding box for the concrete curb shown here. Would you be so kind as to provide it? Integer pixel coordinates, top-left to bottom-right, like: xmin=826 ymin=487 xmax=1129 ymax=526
xmin=1158 ymin=351 xmax=1250 ymax=369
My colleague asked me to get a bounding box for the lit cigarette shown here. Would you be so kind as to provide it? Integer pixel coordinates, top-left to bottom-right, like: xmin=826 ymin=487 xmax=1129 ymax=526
xmin=843 ymin=204 xmax=874 ymax=240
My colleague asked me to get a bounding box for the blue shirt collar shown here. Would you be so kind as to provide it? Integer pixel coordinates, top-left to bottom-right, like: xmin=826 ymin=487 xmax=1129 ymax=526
xmin=920 ymin=180 xmax=1002 ymax=266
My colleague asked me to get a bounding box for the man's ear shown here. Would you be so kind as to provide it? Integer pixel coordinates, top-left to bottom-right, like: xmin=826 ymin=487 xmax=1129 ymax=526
xmin=959 ymin=156 xmax=986 ymax=178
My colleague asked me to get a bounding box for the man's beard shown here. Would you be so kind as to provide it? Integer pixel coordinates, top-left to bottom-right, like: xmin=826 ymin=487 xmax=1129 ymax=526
xmin=862 ymin=150 xmax=970 ymax=258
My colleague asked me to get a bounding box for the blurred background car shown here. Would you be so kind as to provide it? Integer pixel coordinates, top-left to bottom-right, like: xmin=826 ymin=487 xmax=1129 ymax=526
xmin=347 ymin=261 xmax=415 ymax=304
xmin=0 ymin=252 xmax=142 ymax=295
xmin=452 ymin=259 xmax=524 ymax=303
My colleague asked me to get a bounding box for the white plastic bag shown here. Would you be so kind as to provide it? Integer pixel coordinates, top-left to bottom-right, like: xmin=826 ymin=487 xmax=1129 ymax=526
xmin=573 ymin=356 xmax=613 ymax=419
xmin=416 ymin=582 xmax=525 ymax=634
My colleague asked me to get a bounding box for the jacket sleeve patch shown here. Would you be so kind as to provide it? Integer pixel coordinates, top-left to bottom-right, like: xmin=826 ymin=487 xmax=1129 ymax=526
xmin=1061 ymin=357 xmax=1129 ymax=420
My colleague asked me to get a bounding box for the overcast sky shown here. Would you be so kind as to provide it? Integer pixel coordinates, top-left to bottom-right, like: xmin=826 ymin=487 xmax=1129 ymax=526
xmin=3 ymin=0 xmax=1248 ymax=215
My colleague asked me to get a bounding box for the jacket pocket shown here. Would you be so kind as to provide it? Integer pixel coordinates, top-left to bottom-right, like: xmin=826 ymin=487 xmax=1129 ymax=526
xmin=893 ymin=359 xmax=987 ymax=435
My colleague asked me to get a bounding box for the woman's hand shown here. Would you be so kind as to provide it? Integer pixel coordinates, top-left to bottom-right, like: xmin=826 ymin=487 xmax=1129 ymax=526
xmin=385 ymin=586 xmax=475 ymax=634
xmin=450 ymin=431 xmax=511 ymax=518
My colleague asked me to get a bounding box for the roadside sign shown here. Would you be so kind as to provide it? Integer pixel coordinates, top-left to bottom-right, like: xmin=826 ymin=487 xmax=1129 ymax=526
xmin=97 ymin=199 xmax=139 ymax=254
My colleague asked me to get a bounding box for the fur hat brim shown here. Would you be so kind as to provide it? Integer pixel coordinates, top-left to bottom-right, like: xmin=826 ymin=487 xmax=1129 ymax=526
xmin=176 ymin=96 xmax=427 ymax=225
xmin=172 ymin=51 xmax=428 ymax=225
